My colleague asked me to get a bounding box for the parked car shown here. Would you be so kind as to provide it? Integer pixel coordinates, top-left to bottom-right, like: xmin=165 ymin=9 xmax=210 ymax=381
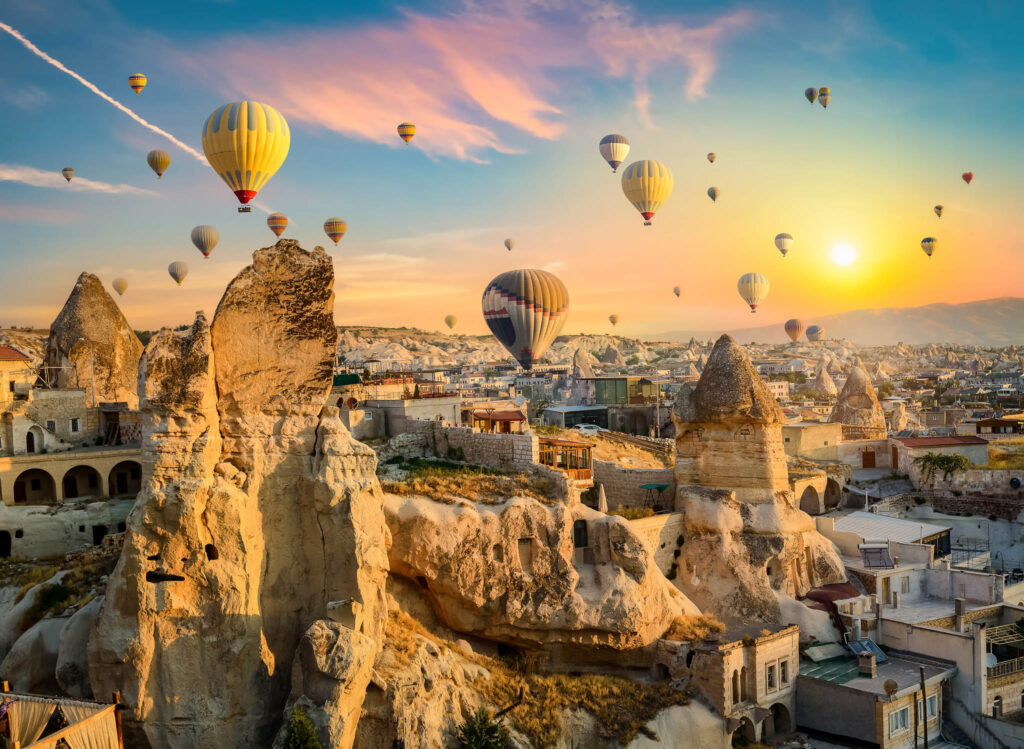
xmin=572 ymin=423 xmax=607 ymax=435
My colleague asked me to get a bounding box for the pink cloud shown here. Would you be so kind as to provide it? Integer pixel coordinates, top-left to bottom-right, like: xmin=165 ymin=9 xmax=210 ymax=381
xmin=193 ymin=1 xmax=753 ymax=160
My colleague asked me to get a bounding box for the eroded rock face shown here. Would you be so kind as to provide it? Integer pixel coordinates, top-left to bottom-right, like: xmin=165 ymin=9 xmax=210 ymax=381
xmin=811 ymin=361 xmax=838 ymax=396
xmin=829 ymin=359 xmax=887 ymax=438
xmin=385 ymin=495 xmax=697 ymax=649
xmin=671 ymin=336 xmax=845 ymax=626
xmin=89 ymin=241 xmax=389 ymax=749
xmin=44 ymin=271 xmax=143 ymax=407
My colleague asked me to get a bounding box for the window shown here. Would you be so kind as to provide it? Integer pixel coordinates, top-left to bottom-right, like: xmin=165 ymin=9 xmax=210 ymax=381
xmin=766 ymin=664 xmax=777 ymax=691
xmin=889 ymin=707 xmax=909 ymax=736
xmin=901 ymin=576 xmax=910 ymax=594
xmin=917 ymin=695 xmax=938 ymax=720
xmin=8 ymin=381 xmax=14 ymax=392
xmin=993 ymin=696 xmax=1002 ymax=718
xmin=70 ymin=418 xmax=79 ymax=433
xmin=784 ymin=437 xmax=791 ymax=443
xmin=46 ymin=420 xmax=56 ymax=433
xmin=824 ymin=440 xmax=829 ymax=446
xmin=364 ymin=411 xmax=373 ymax=420
xmin=780 ymin=659 xmax=790 ymax=685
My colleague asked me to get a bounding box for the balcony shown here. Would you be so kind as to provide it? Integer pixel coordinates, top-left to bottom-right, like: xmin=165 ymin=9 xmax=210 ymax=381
xmin=988 ymin=657 xmax=1024 ymax=679
xmin=537 ymin=438 xmax=593 ymax=481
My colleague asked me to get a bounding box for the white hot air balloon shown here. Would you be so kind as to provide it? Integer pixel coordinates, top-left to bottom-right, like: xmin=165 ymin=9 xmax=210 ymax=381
xmin=168 ymin=261 xmax=189 ymax=285
xmin=737 ymin=273 xmax=769 ymax=313
xmin=504 ymin=238 xmax=515 ymax=252
xmin=599 ymin=134 xmax=630 ymax=173
xmin=774 ymin=233 xmax=793 ymax=257
xmin=112 ymin=278 xmax=128 ymax=296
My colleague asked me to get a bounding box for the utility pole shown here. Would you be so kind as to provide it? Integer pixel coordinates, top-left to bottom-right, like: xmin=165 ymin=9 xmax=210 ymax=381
xmin=920 ymin=666 xmax=929 ymax=749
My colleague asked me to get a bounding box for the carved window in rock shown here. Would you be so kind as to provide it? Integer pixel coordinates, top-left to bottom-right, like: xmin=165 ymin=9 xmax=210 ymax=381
xmin=573 ymin=519 xmax=589 ymax=549
xmin=682 ymin=428 xmax=704 ymax=444
xmin=517 ymin=538 xmax=534 ymax=575
xmin=736 ymin=424 xmax=754 ymax=440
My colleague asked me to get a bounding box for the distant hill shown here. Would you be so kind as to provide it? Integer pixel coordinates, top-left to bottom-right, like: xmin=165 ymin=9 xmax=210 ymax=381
xmin=659 ymin=298 xmax=1024 ymax=346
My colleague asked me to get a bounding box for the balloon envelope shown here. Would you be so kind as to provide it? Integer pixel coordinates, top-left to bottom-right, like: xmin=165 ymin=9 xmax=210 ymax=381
xmin=609 ymin=314 xmax=619 ymax=326
xmin=774 ymin=233 xmax=793 ymax=256
xmin=482 ymin=269 xmax=568 ymax=370
xmin=784 ymin=318 xmax=805 ymax=342
xmin=707 ymin=186 xmax=720 ymax=202
xmin=706 ymin=152 xmax=716 ymax=163
xmin=737 ymin=273 xmax=769 ymax=312
xmin=61 ymin=167 xmax=74 ymax=182
xmin=599 ymin=134 xmax=630 ymax=173
xmin=112 ymin=278 xmax=128 ymax=296
xmin=962 ymin=172 xmax=973 ymax=184
xmin=621 ymin=160 xmax=673 ymax=225
xmin=190 ymin=225 xmax=219 ymax=258
xmin=168 ymin=262 xmax=188 ymax=285
xmin=934 ymin=205 xmax=943 ymax=218
xmin=397 ymin=122 xmax=416 ymax=143
xmin=504 ymin=238 xmax=515 ymax=252
xmin=267 ymin=212 xmax=288 ymax=237
xmin=129 ymin=73 xmax=147 ymax=94
xmin=806 ymin=325 xmax=826 ymax=342
xmin=921 ymin=237 xmax=937 ymax=258
xmin=324 ymin=218 xmax=347 ymax=244
xmin=444 ymin=315 xmax=457 ymax=330
xmin=202 ymin=101 xmax=290 ymax=205
xmin=147 ymin=149 xmax=170 ymax=178
xmin=818 ymin=87 xmax=831 ymax=108
xmin=672 ymin=286 xmax=680 ymax=298
xmin=804 ymin=87 xmax=818 ymax=104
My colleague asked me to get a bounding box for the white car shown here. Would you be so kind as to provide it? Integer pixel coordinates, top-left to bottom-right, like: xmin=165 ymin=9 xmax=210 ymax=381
xmin=572 ymin=423 xmax=607 ymax=435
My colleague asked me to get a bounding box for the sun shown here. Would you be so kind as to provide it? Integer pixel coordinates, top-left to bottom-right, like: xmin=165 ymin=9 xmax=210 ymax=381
xmin=831 ymin=243 xmax=857 ymax=266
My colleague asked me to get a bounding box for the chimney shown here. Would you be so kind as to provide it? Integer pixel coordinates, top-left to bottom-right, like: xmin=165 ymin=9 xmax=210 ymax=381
xmin=858 ymin=653 xmax=877 ymax=678
xmin=955 ymin=597 xmax=966 ymax=632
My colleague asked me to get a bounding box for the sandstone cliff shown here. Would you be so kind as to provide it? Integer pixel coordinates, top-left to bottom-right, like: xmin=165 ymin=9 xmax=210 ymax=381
xmin=44 ymin=272 xmax=143 ymax=407
xmin=89 ymin=241 xmax=389 ymax=749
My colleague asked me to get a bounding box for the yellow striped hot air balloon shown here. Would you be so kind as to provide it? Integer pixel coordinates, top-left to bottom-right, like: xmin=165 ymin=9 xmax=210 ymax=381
xmin=202 ymin=102 xmax=290 ymax=210
xmin=397 ymin=122 xmax=416 ymax=144
xmin=147 ymin=150 xmax=170 ymax=178
xmin=621 ymin=160 xmax=673 ymax=226
xmin=737 ymin=272 xmax=769 ymax=313
xmin=482 ymin=269 xmax=569 ymax=370
xmin=444 ymin=315 xmax=457 ymax=330
xmin=61 ymin=167 xmax=74 ymax=182
xmin=609 ymin=314 xmax=619 ymax=326
xmin=267 ymin=212 xmax=288 ymax=237
xmin=324 ymin=218 xmax=347 ymax=244
xmin=128 ymin=73 xmax=147 ymax=95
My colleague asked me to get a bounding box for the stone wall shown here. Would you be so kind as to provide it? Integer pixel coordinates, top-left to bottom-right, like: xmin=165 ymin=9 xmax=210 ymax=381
xmin=629 ymin=512 xmax=686 ymax=574
xmin=873 ymin=490 xmax=1024 ymax=521
xmin=26 ymin=389 xmax=93 ymax=446
xmin=338 ymin=407 xmax=385 ymax=442
xmin=594 ymin=460 xmax=675 ymax=510
xmin=423 ymin=423 xmax=538 ymax=470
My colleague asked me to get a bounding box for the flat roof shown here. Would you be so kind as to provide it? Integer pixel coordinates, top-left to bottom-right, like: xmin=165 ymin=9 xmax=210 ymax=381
xmin=833 ymin=512 xmax=951 ymax=544
xmin=896 ymin=435 xmax=988 ymax=447
xmin=543 ymin=405 xmax=608 ymax=413
xmin=800 ymin=651 xmax=955 ymax=699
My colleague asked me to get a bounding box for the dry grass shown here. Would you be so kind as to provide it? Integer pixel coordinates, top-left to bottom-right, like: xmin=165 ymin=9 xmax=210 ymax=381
xmin=984 ymin=440 xmax=1024 ymax=470
xmin=381 ymin=458 xmax=558 ymax=505
xmin=661 ymin=614 xmax=726 ymax=643
xmin=537 ymin=428 xmax=669 ymax=468
xmin=383 ymin=608 xmax=444 ymax=670
xmin=609 ymin=505 xmax=655 ymax=520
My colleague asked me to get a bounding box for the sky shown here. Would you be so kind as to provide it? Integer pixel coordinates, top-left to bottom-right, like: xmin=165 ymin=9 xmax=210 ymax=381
xmin=0 ymin=0 xmax=1022 ymax=338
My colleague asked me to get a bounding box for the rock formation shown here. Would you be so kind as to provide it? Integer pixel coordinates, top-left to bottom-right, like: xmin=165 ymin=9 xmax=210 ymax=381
xmin=810 ymin=361 xmax=838 ymax=396
xmin=828 ymin=359 xmax=887 ymax=438
xmin=671 ymin=335 xmax=845 ymax=625
xmin=44 ymin=271 xmax=143 ymax=407
xmin=572 ymin=347 xmax=595 ymax=379
xmin=385 ymin=496 xmax=697 ymax=650
xmin=89 ymin=241 xmax=389 ymax=749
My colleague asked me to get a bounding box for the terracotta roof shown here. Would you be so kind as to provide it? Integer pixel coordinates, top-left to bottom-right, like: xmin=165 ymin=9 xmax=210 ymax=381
xmin=472 ymin=409 xmax=526 ymax=421
xmin=0 ymin=345 xmax=30 ymax=362
xmin=896 ymin=435 xmax=987 ymax=447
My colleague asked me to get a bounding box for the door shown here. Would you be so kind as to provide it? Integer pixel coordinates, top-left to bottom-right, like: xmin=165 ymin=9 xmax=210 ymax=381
xmin=14 ymin=481 xmax=25 ymax=504
xmin=25 ymin=431 xmax=34 ymax=453
xmin=862 ymin=449 xmax=876 ymax=468
xmin=891 ymin=446 xmax=899 ymax=468
xmin=116 ymin=471 xmax=128 ymax=494
xmin=92 ymin=525 xmax=108 ymax=546
xmin=881 ymin=576 xmax=891 ymax=606
xmin=64 ymin=475 xmax=78 ymax=499
xmin=0 ymin=531 xmax=10 ymax=558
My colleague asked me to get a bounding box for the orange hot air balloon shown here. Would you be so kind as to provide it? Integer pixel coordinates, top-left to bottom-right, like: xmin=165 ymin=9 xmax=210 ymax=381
xmin=961 ymin=172 xmax=974 ymax=184
xmin=324 ymin=218 xmax=347 ymax=244
xmin=267 ymin=212 xmax=288 ymax=237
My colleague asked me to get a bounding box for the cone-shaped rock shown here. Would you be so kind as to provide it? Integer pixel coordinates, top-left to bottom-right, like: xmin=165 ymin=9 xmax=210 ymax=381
xmin=828 ymin=358 xmax=886 ymax=438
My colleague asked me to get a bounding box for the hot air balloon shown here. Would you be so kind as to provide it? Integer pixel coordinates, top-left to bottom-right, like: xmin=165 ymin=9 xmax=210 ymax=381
xmin=128 ymin=73 xmax=147 ymax=95
xmin=190 ymin=225 xmax=219 ymax=259
xmin=168 ymin=261 xmax=188 ymax=285
xmin=672 ymin=286 xmax=680 ymax=298
xmin=324 ymin=218 xmax=347 ymax=244
xmin=962 ymin=172 xmax=973 ymax=184
xmin=482 ymin=269 xmax=568 ymax=370
xmin=934 ymin=205 xmax=943 ymax=218
xmin=707 ymin=187 xmax=720 ymax=202
xmin=147 ymin=150 xmax=170 ymax=178
xmin=706 ymin=152 xmax=717 ymax=164
xmin=267 ymin=212 xmax=288 ymax=237
xmin=737 ymin=273 xmax=769 ymax=313
xmin=444 ymin=315 xmax=457 ymax=330
xmin=599 ymin=134 xmax=630 ymax=173
xmin=397 ymin=122 xmax=416 ymax=144
xmin=774 ymin=233 xmax=793 ymax=257
xmin=784 ymin=318 xmax=805 ymax=342
xmin=202 ymin=102 xmax=290 ymax=211
xmin=621 ymin=160 xmax=673 ymax=226
xmin=112 ymin=278 xmax=128 ymax=296
xmin=61 ymin=167 xmax=74 ymax=182
xmin=806 ymin=325 xmax=825 ymax=342
xmin=609 ymin=314 xmax=619 ymax=326
xmin=921 ymin=237 xmax=937 ymax=258
xmin=818 ymin=87 xmax=831 ymax=109
xmin=804 ymin=87 xmax=818 ymax=104
xmin=504 ymin=238 xmax=515 ymax=252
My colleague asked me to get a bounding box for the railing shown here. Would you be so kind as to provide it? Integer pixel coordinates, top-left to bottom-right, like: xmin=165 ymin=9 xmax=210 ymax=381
xmin=987 ymin=656 xmax=1024 ymax=678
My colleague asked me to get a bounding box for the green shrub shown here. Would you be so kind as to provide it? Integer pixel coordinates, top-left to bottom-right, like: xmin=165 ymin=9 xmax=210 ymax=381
xmin=285 ymin=707 xmax=322 ymax=749
xmin=456 ymin=707 xmax=510 ymax=749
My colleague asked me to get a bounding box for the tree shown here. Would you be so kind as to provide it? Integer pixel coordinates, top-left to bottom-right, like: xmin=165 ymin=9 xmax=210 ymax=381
xmin=531 ymin=396 xmax=551 ymax=420
xmin=913 ymin=451 xmax=972 ymax=486
xmin=413 ymin=384 xmax=421 ymax=399
xmin=877 ymin=381 xmax=894 ymax=399
xmin=285 ymin=707 xmax=322 ymax=749
xmin=456 ymin=708 xmax=510 ymax=749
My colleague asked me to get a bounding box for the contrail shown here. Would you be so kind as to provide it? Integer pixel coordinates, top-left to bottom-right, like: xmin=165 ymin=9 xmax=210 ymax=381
xmin=0 ymin=20 xmax=207 ymax=165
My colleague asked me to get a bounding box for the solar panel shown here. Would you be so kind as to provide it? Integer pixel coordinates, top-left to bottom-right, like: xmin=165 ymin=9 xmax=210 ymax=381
xmin=848 ymin=637 xmax=888 ymax=663
xmin=860 ymin=546 xmax=894 ymax=568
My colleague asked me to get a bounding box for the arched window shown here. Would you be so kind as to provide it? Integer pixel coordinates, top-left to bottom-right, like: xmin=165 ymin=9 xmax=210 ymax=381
xmin=993 ymin=696 xmax=1002 ymax=718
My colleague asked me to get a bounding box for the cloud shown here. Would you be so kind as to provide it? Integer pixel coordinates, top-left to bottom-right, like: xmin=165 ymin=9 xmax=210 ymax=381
xmin=0 ymin=81 xmax=49 ymax=110
xmin=193 ymin=1 xmax=752 ymax=160
xmin=0 ymin=163 xmax=155 ymax=195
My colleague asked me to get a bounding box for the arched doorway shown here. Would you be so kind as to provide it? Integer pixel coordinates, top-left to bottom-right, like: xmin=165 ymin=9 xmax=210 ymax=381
xmin=824 ymin=478 xmax=842 ymax=509
xmin=732 ymin=669 xmax=740 ymax=705
xmin=13 ymin=469 xmax=56 ymax=505
xmin=0 ymin=530 xmax=10 ymax=558
xmin=26 ymin=425 xmax=43 ymax=454
xmin=740 ymin=666 xmax=749 ymax=701
xmin=799 ymin=485 xmax=821 ymax=515
xmin=108 ymin=460 xmax=142 ymax=497
xmin=62 ymin=465 xmax=102 ymax=500
xmin=768 ymin=703 xmax=793 ymax=736
xmin=733 ymin=716 xmax=758 ymax=744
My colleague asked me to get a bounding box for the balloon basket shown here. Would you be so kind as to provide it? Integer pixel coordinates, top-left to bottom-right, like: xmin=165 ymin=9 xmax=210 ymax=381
xmin=238 ymin=206 xmax=252 ymax=213
xmin=643 ymin=221 xmax=651 ymax=227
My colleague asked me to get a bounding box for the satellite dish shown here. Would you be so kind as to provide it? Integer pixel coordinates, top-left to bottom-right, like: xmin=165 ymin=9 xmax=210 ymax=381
xmin=514 ymin=396 xmax=526 ymax=407
xmin=1011 ymin=477 xmax=1022 ymax=490
xmin=883 ymin=679 xmax=899 ymax=697
xmin=986 ymin=652 xmax=998 ymax=668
